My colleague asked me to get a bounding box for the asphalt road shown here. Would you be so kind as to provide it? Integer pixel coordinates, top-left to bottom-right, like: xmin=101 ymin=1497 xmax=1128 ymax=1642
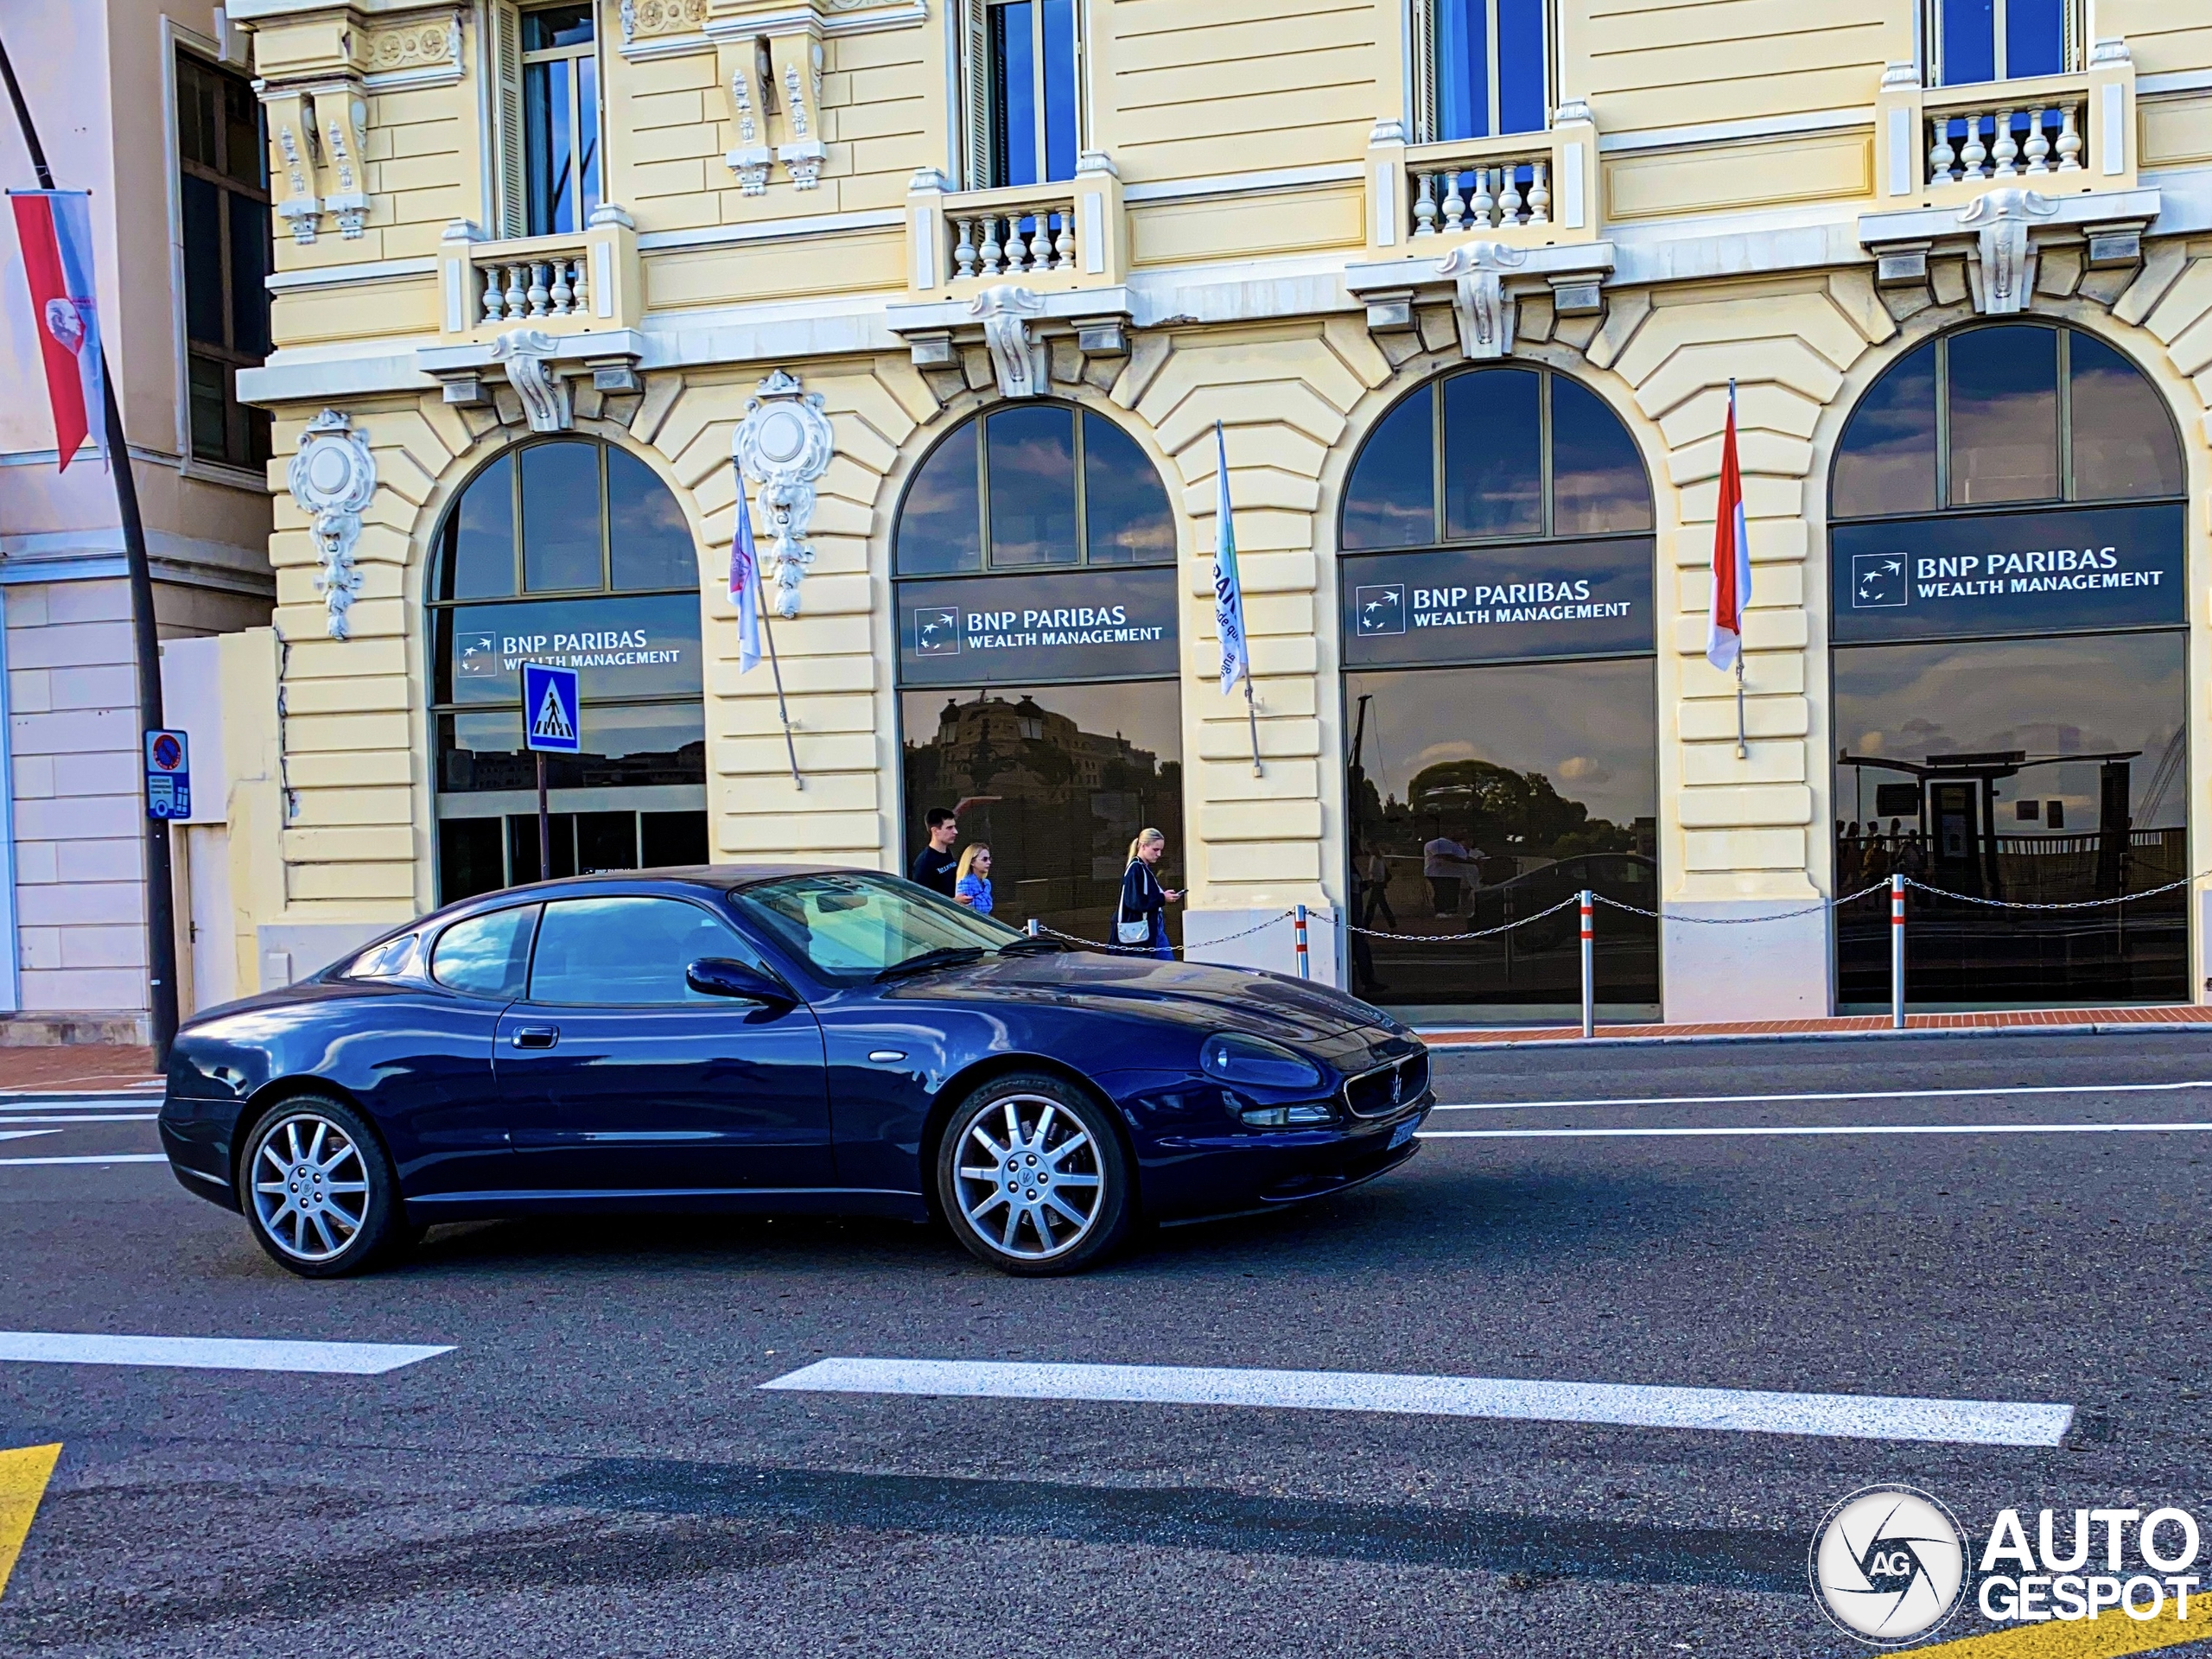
xmin=5 ymin=1030 xmax=2212 ymax=1657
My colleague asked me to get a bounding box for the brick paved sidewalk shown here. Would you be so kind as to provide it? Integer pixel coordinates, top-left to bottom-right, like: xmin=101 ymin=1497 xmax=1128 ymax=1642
xmin=1422 ymin=1003 xmax=2212 ymax=1046
xmin=0 ymin=1046 xmax=160 ymax=1094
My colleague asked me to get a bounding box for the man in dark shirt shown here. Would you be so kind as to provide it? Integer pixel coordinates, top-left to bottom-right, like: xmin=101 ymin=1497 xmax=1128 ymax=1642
xmin=907 ymin=807 xmax=959 ymax=896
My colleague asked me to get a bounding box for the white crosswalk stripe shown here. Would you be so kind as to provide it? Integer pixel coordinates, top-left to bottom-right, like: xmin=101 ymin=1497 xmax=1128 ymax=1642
xmin=0 ymin=1332 xmax=454 ymax=1374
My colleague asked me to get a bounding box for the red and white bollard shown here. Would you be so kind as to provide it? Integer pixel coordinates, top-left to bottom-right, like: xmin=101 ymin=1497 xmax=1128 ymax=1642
xmin=1890 ymin=873 xmax=1906 ymax=1031
xmin=1294 ymin=904 xmax=1311 ymax=980
xmin=1579 ymin=889 xmax=1594 ymax=1039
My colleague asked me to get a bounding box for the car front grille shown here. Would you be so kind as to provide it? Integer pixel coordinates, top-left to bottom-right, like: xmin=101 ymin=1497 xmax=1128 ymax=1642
xmin=1343 ymin=1049 xmax=1430 ymax=1118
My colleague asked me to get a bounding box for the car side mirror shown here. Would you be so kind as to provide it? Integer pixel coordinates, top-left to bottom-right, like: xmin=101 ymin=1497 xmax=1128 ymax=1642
xmin=686 ymin=957 xmax=796 ymax=1011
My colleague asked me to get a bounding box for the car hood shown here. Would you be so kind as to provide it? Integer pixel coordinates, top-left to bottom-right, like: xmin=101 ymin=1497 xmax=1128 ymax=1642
xmin=884 ymin=951 xmax=1402 ymax=1050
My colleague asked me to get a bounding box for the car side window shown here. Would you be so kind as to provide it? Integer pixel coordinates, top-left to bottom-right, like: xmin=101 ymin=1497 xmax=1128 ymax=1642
xmin=342 ymin=931 xmax=422 ymax=979
xmin=526 ymin=895 xmax=770 ymax=1006
xmin=429 ymin=905 xmax=539 ymax=999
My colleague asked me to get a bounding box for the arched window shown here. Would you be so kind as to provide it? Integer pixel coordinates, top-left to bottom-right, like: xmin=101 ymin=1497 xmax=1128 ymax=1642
xmin=429 ymin=437 xmax=707 ymax=902
xmin=893 ymin=403 xmax=1183 ymax=944
xmin=1338 ymin=365 xmax=1659 ymax=1020
xmin=1828 ymin=323 xmax=2188 ymax=1010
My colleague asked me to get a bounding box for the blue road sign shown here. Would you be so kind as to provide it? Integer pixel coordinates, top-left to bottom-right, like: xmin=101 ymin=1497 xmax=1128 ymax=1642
xmin=145 ymin=728 xmax=190 ymax=820
xmin=522 ymin=662 xmax=582 ymax=754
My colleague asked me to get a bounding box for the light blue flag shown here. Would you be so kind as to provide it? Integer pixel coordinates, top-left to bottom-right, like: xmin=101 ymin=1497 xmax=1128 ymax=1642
xmin=1211 ymin=421 xmax=1249 ymax=695
xmin=730 ymin=480 xmax=763 ymax=675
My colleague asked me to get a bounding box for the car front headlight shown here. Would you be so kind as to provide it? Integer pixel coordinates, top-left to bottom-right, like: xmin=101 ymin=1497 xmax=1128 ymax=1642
xmin=1238 ymin=1103 xmax=1337 ymax=1128
xmin=1200 ymin=1032 xmax=1324 ymax=1091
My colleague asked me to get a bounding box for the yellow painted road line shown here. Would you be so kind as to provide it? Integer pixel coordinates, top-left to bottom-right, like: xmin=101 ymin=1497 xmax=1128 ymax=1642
xmin=1906 ymin=1604 xmax=2212 ymax=1656
xmin=0 ymin=1442 xmax=60 ymax=1599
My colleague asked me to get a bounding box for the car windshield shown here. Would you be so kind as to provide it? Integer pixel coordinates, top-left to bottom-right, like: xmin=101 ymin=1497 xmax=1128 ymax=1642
xmin=734 ymin=873 xmax=1024 ymax=981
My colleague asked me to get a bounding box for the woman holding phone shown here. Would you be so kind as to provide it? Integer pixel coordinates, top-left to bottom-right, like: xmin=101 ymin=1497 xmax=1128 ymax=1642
xmin=1116 ymin=828 xmax=1181 ymax=961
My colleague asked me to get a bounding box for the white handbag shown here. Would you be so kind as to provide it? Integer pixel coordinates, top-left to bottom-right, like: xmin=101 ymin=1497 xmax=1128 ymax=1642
xmin=1116 ymin=861 xmax=1153 ymax=945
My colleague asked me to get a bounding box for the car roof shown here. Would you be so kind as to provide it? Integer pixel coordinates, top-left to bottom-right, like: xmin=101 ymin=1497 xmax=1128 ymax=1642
xmin=454 ymin=862 xmax=874 ymax=906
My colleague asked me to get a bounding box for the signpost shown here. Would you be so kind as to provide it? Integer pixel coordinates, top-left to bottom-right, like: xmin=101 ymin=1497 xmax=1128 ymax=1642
xmin=143 ymin=730 xmax=189 ymax=821
xmin=521 ymin=662 xmax=580 ymax=882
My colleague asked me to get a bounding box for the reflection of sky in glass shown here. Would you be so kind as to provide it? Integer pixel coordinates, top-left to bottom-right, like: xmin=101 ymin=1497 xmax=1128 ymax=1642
xmin=445 ymin=453 xmax=515 ymax=599
xmin=1833 ymin=342 xmax=1936 ymax=518
xmin=987 ymin=405 xmax=1077 ymax=565
xmin=1342 ymin=387 xmax=1433 ymax=550
xmin=1948 ymin=326 xmax=2057 ymax=506
xmin=1835 ymin=634 xmax=2186 ymax=830
xmin=1082 ymin=413 xmax=1174 ymax=563
xmin=1346 ymin=660 xmax=1657 ymax=829
xmin=897 ymin=423 xmax=981 ymax=575
xmin=1444 ymin=369 xmax=1541 ymax=539
xmin=2070 ymin=334 xmax=2184 ymax=501
xmin=995 ymin=2 xmax=1038 ymax=186
xmin=1550 ymin=376 xmax=1652 ymax=535
xmin=1042 ymin=0 xmax=1078 ymax=182
xmin=522 ymin=441 xmax=603 ymax=590
xmin=607 ymin=448 xmax=696 ymax=590
xmin=1434 ymin=0 xmax=1489 ymax=140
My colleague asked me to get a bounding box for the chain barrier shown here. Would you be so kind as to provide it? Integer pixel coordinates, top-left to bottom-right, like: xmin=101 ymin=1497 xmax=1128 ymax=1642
xmin=1309 ymin=894 xmax=1581 ymax=943
xmin=1591 ymin=881 xmax=1894 ymax=925
xmin=1903 ymin=873 xmax=2202 ymax=912
xmin=1033 ymin=910 xmax=1294 ymax=957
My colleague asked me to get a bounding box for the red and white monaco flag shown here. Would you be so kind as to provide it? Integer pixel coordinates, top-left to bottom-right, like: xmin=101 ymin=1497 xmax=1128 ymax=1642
xmin=8 ymin=190 xmax=104 ymax=472
xmin=1705 ymin=381 xmax=1750 ymax=671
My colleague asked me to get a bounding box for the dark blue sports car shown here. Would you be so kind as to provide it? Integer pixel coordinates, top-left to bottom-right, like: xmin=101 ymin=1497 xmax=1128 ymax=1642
xmin=159 ymin=867 xmax=1431 ymax=1277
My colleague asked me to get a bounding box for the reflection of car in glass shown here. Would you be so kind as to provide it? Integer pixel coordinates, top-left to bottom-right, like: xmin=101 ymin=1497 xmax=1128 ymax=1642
xmin=160 ymin=868 xmax=1430 ymax=1280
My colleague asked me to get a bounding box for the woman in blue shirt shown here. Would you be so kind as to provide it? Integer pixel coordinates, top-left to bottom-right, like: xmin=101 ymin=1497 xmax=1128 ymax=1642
xmin=953 ymin=843 xmax=994 ymax=915
xmin=1117 ymin=828 xmax=1181 ymax=960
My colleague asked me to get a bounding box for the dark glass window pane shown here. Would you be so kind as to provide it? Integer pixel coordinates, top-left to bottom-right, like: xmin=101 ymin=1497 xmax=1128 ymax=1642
xmin=529 ymin=896 xmax=740 ymax=1004
xmin=1497 ymin=0 xmax=1548 ymax=136
xmin=992 ymin=3 xmax=1039 ymax=188
xmin=1443 ymin=368 xmax=1541 ymax=539
xmin=1834 ymin=633 xmax=2187 ymax=1007
xmin=524 ymin=60 xmax=575 ymax=235
xmin=642 ymin=810 xmax=710 ymax=868
xmin=436 ymin=817 xmax=506 ymax=904
xmin=896 ymin=423 xmax=982 ymax=575
xmin=1343 ymin=659 xmax=1659 ymax=1014
xmin=1042 ymin=0 xmax=1078 ymax=184
xmin=2006 ymin=0 xmax=2065 ymax=77
xmin=443 ymin=453 xmax=517 ymax=600
xmin=1833 ymin=341 xmax=1937 ymax=518
xmin=1948 ymin=325 xmax=2057 ymax=506
xmin=576 ymin=810 xmax=638 ymax=874
xmin=177 ymin=56 xmax=218 ymax=168
xmin=522 ymin=4 xmax=594 ymax=48
xmin=1342 ymin=386 xmax=1434 ymax=550
xmin=222 ymin=73 xmax=264 ymax=186
xmin=227 ymin=195 xmax=270 ymax=359
xmin=187 ymin=355 xmax=229 ymax=462
xmin=438 ymin=703 xmax=704 ymax=795
xmin=181 ymin=175 xmax=225 ymax=346
xmin=430 ymin=904 xmax=538 ymax=998
xmin=1082 ymin=412 xmax=1173 ymax=564
xmin=900 ymin=682 xmax=1183 ymax=944
xmin=607 ymin=448 xmax=696 ymax=589
xmin=510 ymin=812 xmax=575 ymax=882
xmin=577 ymin=50 xmax=601 ymax=223
xmin=521 ymin=441 xmax=603 ymax=590
xmin=986 ymin=404 xmax=1077 ymax=566
xmin=1549 ymin=376 xmax=1651 ymax=535
xmin=1940 ymin=0 xmax=1995 ymax=84
xmin=2069 ymin=333 xmax=2183 ymax=501
xmin=1435 ymin=0 xmax=1490 ymax=140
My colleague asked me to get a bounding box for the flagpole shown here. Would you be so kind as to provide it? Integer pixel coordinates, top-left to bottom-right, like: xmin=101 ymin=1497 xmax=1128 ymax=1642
xmin=1244 ymin=679 xmax=1262 ymax=779
xmin=760 ymin=610 xmax=803 ymax=791
xmin=1734 ymin=657 xmax=1747 ymax=760
xmin=0 ymin=30 xmax=179 ymax=1065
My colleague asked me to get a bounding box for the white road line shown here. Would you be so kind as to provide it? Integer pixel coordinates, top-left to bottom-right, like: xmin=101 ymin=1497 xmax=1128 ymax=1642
xmin=1431 ymin=1079 xmax=2212 ymax=1112
xmin=760 ymin=1357 xmax=2073 ymax=1447
xmin=0 ymin=1114 xmax=157 ymax=1125
xmin=0 ymin=1153 xmax=169 ymax=1166
xmin=0 ymin=1129 xmax=54 ymax=1144
xmin=1419 ymin=1122 xmax=2212 ymax=1141
xmin=0 ymin=1332 xmax=454 ymax=1375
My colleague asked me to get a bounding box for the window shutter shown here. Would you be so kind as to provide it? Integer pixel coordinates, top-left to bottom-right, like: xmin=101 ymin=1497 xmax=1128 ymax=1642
xmin=1410 ymin=0 xmax=1438 ymax=145
xmin=959 ymin=0 xmax=991 ymax=189
xmin=491 ymin=0 xmax=526 ymax=237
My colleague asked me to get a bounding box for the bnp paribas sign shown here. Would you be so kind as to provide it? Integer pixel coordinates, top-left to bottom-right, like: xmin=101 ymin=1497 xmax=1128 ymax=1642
xmin=1831 ymin=502 xmax=2183 ymax=645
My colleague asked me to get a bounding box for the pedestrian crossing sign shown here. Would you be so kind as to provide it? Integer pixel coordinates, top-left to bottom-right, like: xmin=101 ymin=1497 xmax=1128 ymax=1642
xmin=522 ymin=662 xmax=581 ymax=754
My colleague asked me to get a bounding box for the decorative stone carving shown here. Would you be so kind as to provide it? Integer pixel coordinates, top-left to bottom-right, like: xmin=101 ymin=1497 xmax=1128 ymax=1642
xmin=626 ymin=0 xmax=706 ymax=38
xmin=732 ymin=370 xmax=836 ymax=618
xmin=287 ymin=410 xmax=377 ymax=641
xmin=1438 ymin=240 xmax=1528 ymax=359
xmin=322 ymin=94 xmax=371 ymax=240
xmin=275 ymin=124 xmax=320 ymax=244
xmin=1961 ymin=188 xmax=2057 ymax=315
xmin=971 ymin=285 xmax=1047 ymax=397
xmin=489 ymin=329 xmax=573 ymax=432
xmin=727 ymin=63 xmax=771 ymax=194
xmin=776 ymin=44 xmax=827 ymax=189
xmin=363 ymin=15 xmax=461 ymax=81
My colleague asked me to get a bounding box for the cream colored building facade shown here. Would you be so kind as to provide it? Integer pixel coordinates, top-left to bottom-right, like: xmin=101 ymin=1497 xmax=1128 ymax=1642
xmin=219 ymin=0 xmax=2212 ymax=1022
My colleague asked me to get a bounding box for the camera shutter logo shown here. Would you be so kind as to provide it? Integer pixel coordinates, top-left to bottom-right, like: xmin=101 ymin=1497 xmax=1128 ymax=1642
xmin=1852 ymin=553 xmax=1909 ymax=609
xmin=1809 ymin=1484 xmax=1967 ymax=1645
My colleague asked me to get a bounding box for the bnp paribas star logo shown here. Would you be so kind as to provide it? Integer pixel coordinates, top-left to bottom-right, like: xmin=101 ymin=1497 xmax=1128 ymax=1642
xmin=912 ymin=607 xmax=960 ymax=657
xmin=1355 ymin=583 xmax=1406 ymax=636
xmin=1853 ymin=553 xmax=1908 ymax=609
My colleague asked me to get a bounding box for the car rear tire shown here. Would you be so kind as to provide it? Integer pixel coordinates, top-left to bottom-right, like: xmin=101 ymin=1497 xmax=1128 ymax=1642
xmin=236 ymin=1096 xmax=407 ymax=1279
xmin=936 ymin=1074 xmax=1131 ymax=1275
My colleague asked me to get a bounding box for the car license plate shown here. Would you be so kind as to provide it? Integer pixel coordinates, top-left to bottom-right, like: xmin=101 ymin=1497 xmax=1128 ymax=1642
xmin=1388 ymin=1116 xmax=1419 ymax=1149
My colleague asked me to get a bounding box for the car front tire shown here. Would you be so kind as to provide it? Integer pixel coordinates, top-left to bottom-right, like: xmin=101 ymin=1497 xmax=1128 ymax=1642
xmin=236 ymin=1096 xmax=408 ymax=1279
xmin=936 ymin=1074 xmax=1131 ymax=1276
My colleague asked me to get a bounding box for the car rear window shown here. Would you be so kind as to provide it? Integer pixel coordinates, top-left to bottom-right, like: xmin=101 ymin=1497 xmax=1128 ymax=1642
xmin=430 ymin=905 xmax=538 ymax=999
xmin=341 ymin=932 xmax=421 ymax=980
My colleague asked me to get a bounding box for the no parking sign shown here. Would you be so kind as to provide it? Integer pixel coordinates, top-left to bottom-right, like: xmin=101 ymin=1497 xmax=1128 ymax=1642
xmin=144 ymin=729 xmax=189 ymax=820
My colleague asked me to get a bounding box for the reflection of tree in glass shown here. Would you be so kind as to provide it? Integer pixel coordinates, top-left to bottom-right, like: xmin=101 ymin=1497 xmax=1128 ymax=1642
xmin=1397 ymin=758 xmax=1637 ymax=861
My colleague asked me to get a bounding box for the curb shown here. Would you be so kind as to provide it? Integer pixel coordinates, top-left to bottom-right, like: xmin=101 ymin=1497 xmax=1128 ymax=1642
xmin=1420 ymin=1021 xmax=2212 ymax=1052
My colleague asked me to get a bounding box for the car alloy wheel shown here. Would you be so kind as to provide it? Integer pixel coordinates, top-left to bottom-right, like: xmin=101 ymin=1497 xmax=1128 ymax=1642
xmin=238 ymin=1098 xmax=405 ymax=1277
xmin=938 ymin=1076 xmax=1130 ymax=1274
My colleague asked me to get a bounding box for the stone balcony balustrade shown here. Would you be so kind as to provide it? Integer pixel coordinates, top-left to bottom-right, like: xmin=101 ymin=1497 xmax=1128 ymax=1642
xmin=1363 ymin=105 xmax=1601 ymax=260
xmin=902 ymin=155 xmax=1128 ymax=300
xmin=434 ymin=204 xmax=644 ymax=346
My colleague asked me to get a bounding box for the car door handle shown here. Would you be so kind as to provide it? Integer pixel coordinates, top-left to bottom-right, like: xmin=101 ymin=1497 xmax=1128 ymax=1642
xmin=511 ymin=1026 xmax=559 ymax=1050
